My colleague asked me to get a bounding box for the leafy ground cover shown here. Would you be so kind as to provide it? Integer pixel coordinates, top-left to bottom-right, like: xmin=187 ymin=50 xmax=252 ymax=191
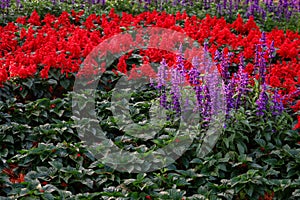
xmin=0 ymin=0 xmax=299 ymax=199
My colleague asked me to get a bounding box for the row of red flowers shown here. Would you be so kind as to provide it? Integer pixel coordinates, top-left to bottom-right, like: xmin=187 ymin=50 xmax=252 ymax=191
xmin=0 ymin=9 xmax=299 ymax=128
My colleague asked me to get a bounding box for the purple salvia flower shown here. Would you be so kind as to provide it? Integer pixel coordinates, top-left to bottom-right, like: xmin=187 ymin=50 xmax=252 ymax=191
xmin=220 ymin=51 xmax=231 ymax=82
xmin=258 ymin=45 xmax=267 ymax=85
xmin=194 ymin=85 xmax=204 ymax=113
xmin=181 ymin=0 xmax=187 ymax=7
xmin=190 ymin=56 xmax=205 ymax=113
xmin=189 ymin=67 xmax=200 ymax=85
xmin=175 ymin=44 xmax=187 ymax=89
xmin=156 ymin=58 xmax=168 ymax=90
xmin=271 ymin=89 xmax=284 ymax=116
xmin=235 ymin=54 xmax=249 ymax=109
xmin=176 ymin=43 xmax=186 ymax=77
xmin=223 ymin=0 xmax=227 ymax=9
xmin=156 ymin=59 xmax=169 ymax=109
xmin=260 ymin=32 xmax=267 ymax=50
xmin=205 ymin=68 xmax=223 ymax=116
xmin=204 ymin=41 xmax=209 ymax=52
xmin=254 ymin=44 xmax=259 ymax=76
xmin=203 ymin=41 xmax=213 ymax=72
xmin=269 ymin=40 xmax=275 ymax=59
xmin=214 ymin=49 xmax=221 ymax=61
xmin=224 ymin=76 xmax=236 ymax=116
xmin=229 ymin=0 xmax=233 ymax=17
xmin=256 ymin=82 xmax=268 ymax=116
xmin=202 ymin=84 xmax=212 ymax=122
xmin=217 ymin=3 xmax=222 ymax=15
xmin=234 ymin=0 xmax=239 ymax=10
xmin=170 ymin=67 xmax=182 ymax=116
xmin=149 ymin=77 xmax=155 ymax=88
xmin=160 ymin=91 xmax=168 ymax=109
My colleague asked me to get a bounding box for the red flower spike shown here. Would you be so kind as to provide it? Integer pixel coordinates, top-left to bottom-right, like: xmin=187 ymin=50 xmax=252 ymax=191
xmin=27 ymin=10 xmax=41 ymax=26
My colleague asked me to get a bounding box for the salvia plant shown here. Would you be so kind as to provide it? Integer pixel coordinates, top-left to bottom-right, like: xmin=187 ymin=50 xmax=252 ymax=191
xmin=151 ymin=35 xmax=286 ymax=130
xmin=0 ymin=0 xmax=299 ymax=31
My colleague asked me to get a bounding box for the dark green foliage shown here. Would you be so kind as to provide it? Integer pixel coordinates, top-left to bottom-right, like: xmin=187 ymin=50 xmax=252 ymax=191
xmin=0 ymin=66 xmax=299 ymax=199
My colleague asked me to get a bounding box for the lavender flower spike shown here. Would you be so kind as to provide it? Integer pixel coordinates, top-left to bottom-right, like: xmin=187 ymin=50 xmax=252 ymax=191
xmin=156 ymin=58 xmax=168 ymax=90
xmin=271 ymin=89 xmax=284 ymax=116
xmin=170 ymin=67 xmax=182 ymax=116
xmin=235 ymin=54 xmax=249 ymax=109
xmin=256 ymin=82 xmax=268 ymax=116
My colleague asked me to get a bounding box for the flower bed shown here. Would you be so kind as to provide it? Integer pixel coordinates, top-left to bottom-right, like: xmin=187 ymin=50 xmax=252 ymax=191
xmin=0 ymin=2 xmax=299 ymax=200
xmin=1 ymin=9 xmax=299 ymax=121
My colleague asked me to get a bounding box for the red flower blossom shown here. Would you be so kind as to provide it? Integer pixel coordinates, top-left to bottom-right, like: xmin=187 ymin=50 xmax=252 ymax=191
xmin=293 ymin=115 xmax=300 ymax=130
xmin=27 ymin=10 xmax=41 ymax=26
xmin=16 ymin=16 xmax=27 ymax=25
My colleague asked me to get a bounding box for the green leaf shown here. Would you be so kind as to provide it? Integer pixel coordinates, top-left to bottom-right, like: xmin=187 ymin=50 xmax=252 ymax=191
xmin=3 ymin=135 xmax=14 ymax=144
xmin=246 ymin=185 xmax=254 ymax=197
xmin=60 ymin=79 xmax=70 ymax=89
xmin=49 ymin=160 xmax=63 ymax=170
xmin=23 ymin=79 xmax=34 ymax=88
xmin=47 ymin=79 xmax=57 ymax=85
xmin=237 ymin=143 xmax=245 ymax=154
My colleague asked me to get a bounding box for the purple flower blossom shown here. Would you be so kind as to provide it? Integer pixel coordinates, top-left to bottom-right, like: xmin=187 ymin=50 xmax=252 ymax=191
xmin=188 ymin=61 xmax=200 ymax=85
xmin=223 ymin=0 xmax=227 ymax=9
xmin=271 ymin=89 xmax=284 ymax=116
xmin=205 ymin=68 xmax=223 ymax=116
xmin=156 ymin=59 xmax=169 ymax=109
xmin=170 ymin=66 xmax=182 ymax=116
xmin=258 ymin=52 xmax=267 ymax=84
xmin=160 ymin=91 xmax=168 ymax=109
xmin=156 ymin=58 xmax=168 ymax=90
xmin=235 ymin=54 xmax=249 ymax=109
xmin=202 ymin=84 xmax=211 ymax=121
xmin=214 ymin=50 xmax=221 ymax=61
xmin=224 ymin=76 xmax=236 ymax=115
xmin=256 ymin=82 xmax=268 ymax=116
xmin=260 ymin=32 xmax=267 ymax=50
xmin=220 ymin=51 xmax=231 ymax=82
xmin=269 ymin=40 xmax=276 ymax=59
xmin=194 ymin=84 xmax=204 ymax=113
xmin=176 ymin=43 xmax=186 ymax=77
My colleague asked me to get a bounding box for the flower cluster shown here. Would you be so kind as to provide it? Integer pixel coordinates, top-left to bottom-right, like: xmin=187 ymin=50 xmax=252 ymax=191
xmin=0 ymin=9 xmax=299 ymax=128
